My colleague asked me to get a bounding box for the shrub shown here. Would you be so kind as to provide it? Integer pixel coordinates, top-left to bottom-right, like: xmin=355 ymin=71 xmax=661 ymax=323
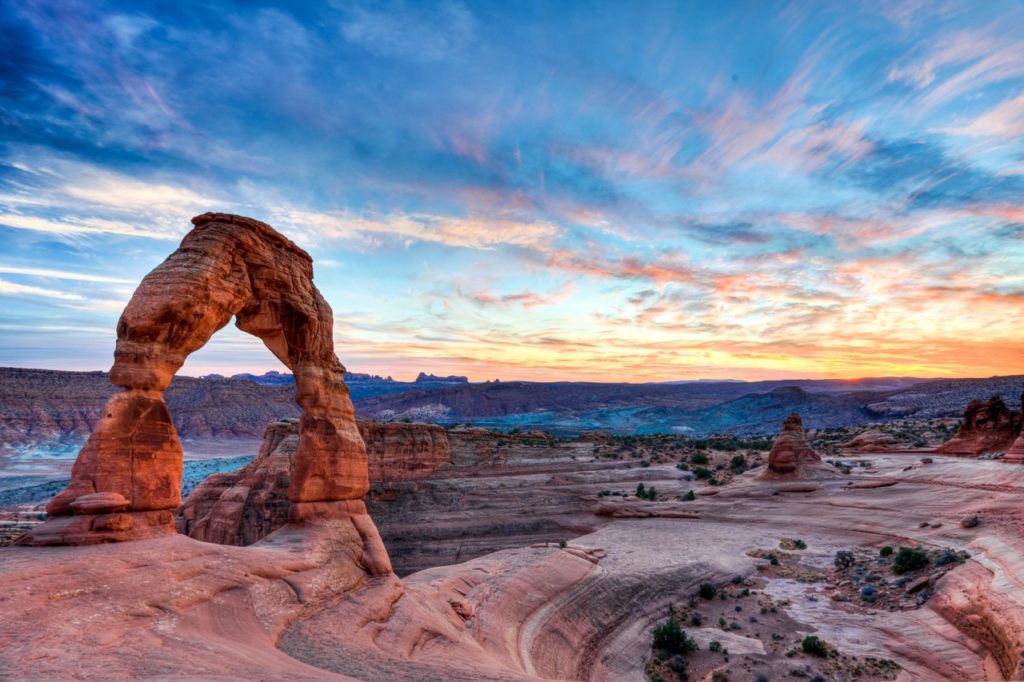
xmin=730 ymin=454 xmax=747 ymax=471
xmin=691 ymin=452 xmax=710 ymax=465
xmin=694 ymin=467 xmax=713 ymax=480
xmin=802 ymin=635 xmax=829 ymax=657
xmin=793 ymin=539 xmax=807 ymax=550
xmin=879 ymin=545 xmax=894 ymax=557
xmin=933 ymin=548 xmax=960 ymax=567
xmin=647 ymin=486 xmax=657 ymax=501
xmin=709 ymin=640 xmax=722 ymax=653
xmin=652 ymin=617 xmax=697 ymax=655
xmin=635 ymin=483 xmax=646 ymax=498
xmin=698 ymin=582 xmax=717 ymax=599
xmin=640 ymin=460 xmax=651 ymax=468
xmin=712 ymin=671 xmax=729 ymax=682
xmin=682 ymin=490 xmax=696 ymax=501
xmin=558 ymin=540 xmax=567 ymax=549
xmin=676 ymin=462 xmax=690 ymax=471
xmin=834 ymin=550 xmax=855 ymax=569
xmin=892 ymin=547 xmax=929 ymax=574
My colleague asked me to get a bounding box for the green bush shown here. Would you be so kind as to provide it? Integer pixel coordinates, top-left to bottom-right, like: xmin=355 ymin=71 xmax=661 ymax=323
xmin=709 ymin=640 xmax=722 ymax=653
xmin=682 ymin=490 xmax=696 ymax=501
xmin=691 ymin=452 xmax=710 ymax=465
xmin=730 ymin=454 xmax=747 ymax=471
xmin=802 ymin=635 xmax=829 ymax=657
xmin=834 ymin=550 xmax=855 ymax=569
xmin=694 ymin=467 xmax=713 ymax=479
xmin=892 ymin=547 xmax=929 ymax=574
xmin=635 ymin=483 xmax=646 ymax=498
xmin=793 ymin=539 xmax=807 ymax=550
xmin=652 ymin=617 xmax=698 ymax=655
xmin=879 ymin=545 xmax=894 ymax=557
xmin=698 ymin=582 xmax=716 ymax=599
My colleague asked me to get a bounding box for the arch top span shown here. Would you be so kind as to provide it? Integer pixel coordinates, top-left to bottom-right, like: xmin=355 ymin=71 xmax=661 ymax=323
xmin=18 ymin=213 xmax=392 ymax=574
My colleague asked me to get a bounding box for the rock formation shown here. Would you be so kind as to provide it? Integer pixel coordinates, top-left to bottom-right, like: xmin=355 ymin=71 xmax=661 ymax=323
xmin=179 ymin=418 xmax=450 ymax=546
xmin=18 ymin=213 xmax=391 ymax=574
xmin=762 ymin=412 xmax=820 ymax=477
xmin=843 ymin=429 xmax=901 ymax=452
xmin=361 ymin=420 xmax=451 ymax=484
xmin=937 ymin=396 xmax=1019 ymax=457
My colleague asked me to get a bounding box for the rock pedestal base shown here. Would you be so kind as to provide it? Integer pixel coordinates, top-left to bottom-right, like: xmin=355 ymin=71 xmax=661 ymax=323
xmin=16 ymin=510 xmax=175 ymax=546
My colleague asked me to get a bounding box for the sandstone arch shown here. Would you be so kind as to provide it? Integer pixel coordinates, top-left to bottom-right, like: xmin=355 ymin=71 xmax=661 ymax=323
xmin=19 ymin=213 xmax=392 ymax=573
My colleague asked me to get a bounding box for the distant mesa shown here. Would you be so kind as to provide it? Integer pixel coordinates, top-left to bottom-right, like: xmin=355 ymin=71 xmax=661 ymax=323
xmin=759 ymin=412 xmax=821 ymax=479
xmin=936 ymin=395 xmax=1020 ymax=457
xmin=415 ymin=372 xmax=469 ymax=384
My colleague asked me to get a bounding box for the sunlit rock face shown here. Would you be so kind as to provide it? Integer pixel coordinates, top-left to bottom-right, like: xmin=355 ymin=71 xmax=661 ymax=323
xmin=937 ymin=396 xmax=1019 ymax=457
xmin=762 ymin=412 xmax=820 ymax=476
xmin=18 ymin=214 xmax=389 ymax=572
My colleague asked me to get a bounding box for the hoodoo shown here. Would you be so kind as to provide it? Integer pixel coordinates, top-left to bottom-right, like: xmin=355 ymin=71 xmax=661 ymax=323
xmin=17 ymin=213 xmax=391 ymax=573
xmin=937 ymin=396 xmax=1018 ymax=457
xmin=761 ymin=411 xmax=820 ymax=477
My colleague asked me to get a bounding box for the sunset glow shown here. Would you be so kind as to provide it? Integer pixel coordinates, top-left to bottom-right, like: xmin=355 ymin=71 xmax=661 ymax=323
xmin=1 ymin=1 xmax=1023 ymax=381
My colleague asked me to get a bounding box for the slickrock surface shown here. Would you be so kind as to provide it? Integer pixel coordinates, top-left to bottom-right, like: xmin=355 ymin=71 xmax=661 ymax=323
xmin=18 ymin=214 xmax=390 ymax=576
xmin=6 ymin=450 xmax=1022 ymax=680
xmin=179 ymin=418 xmax=451 ymax=546
xmin=937 ymin=395 xmax=1020 ymax=456
xmin=760 ymin=412 xmax=822 ymax=477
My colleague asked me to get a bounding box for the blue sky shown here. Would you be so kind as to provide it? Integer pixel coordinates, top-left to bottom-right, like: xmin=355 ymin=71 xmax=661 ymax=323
xmin=1 ymin=0 xmax=1023 ymax=381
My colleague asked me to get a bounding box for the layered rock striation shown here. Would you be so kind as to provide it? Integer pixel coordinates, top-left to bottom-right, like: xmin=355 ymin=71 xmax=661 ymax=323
xmin=18 ymin=214 xmax=391 ymax=574
xmin=937 ymin=396 xmax=1019 ymax=457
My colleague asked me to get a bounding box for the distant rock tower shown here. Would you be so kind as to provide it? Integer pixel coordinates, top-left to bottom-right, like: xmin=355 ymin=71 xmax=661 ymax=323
xmin=1002 ymin=385 xmax=1024 ymax=464
xmin=762 ymin=412 xmax=820 ymax=477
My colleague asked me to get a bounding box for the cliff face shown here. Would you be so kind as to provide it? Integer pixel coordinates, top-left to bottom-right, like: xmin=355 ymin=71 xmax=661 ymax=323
xmin=360 ymin=420 xmax=450 ymax=484
xmin=179 ymin=419 xmax=451 ymax=545
xmin=0 ymin=367 xmax=297 ymax=447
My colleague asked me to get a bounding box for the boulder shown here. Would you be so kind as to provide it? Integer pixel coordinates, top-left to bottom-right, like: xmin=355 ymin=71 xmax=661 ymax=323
xmin=843 ymin=430 xmax=900 ymax=452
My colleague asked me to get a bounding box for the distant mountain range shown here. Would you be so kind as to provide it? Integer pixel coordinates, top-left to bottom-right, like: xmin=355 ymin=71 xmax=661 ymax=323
xmin=198 ymin=370 xmax=469 ymax=400
xmin=0 ymin=368 xmax=1021 ymax=457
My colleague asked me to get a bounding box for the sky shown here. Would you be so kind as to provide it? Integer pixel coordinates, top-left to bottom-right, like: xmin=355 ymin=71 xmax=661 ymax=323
xmin=0 ymin=0 xmax=1023 ymax=382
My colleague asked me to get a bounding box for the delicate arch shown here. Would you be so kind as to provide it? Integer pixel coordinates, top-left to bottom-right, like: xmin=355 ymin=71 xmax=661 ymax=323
xmin=20 ymin=214 xmax=391 ymax=573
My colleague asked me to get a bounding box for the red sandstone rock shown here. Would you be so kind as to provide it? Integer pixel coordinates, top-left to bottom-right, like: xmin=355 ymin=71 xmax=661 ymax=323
xmin=19 ymin=214 xmax=388 ymax=572
xmin=179 ymin=418 xmax=450 ymax=547
xmin=360 ymin=420 xmax=450 ymax=484
xmin=760 ymin=412 xmax=820 ymax=478
xmin=937 ymin=396 xmax=1018 ymax=457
